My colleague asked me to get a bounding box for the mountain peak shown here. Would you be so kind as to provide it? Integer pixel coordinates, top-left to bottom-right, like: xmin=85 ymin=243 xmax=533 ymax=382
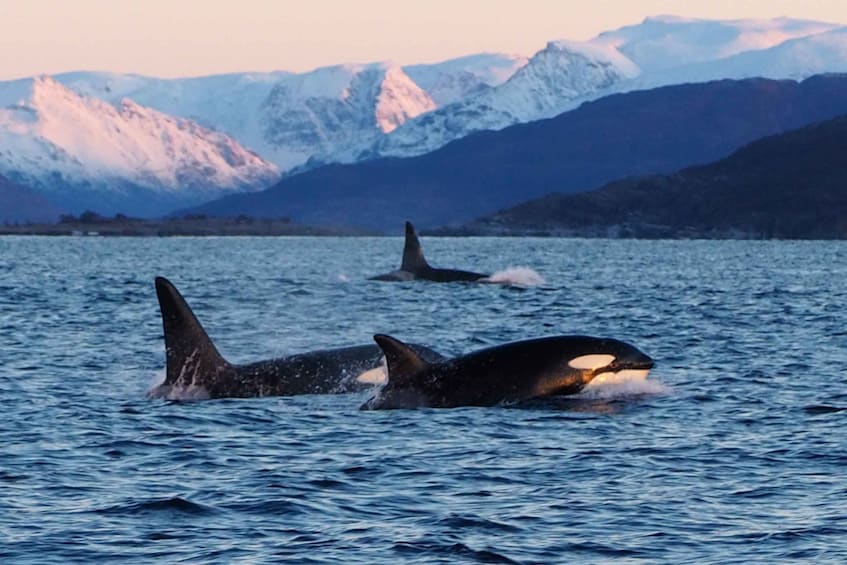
xmin=28 ymin=74 xmax=78 ymax=100
xmin=374 ymin=66 xmax=436 ymax=133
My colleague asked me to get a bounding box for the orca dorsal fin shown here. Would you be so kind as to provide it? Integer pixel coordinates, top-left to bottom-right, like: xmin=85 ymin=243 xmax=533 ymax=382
xmin=401 ymin=221 xmax=430 ymax=272
xmin=374 ymin=334 xmax=429 ymax=385
xmin=155 ymin=277 xmax=232 ymax=387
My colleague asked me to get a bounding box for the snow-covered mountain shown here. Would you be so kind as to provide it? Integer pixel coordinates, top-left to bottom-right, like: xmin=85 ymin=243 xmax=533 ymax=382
xmin=375 ymin=40 xmax=639 ymax=157
xmin=374 ymin=16 xmax=844 ymax=159
xmin=0 ymin=76 xmax=279 ymax=215
xmin=58 ymin=63 xmax=438 ymax=171
xmin=640 ymin=26 xmax=847 ymax=86
xmin=55 ymin=59 xmax=523 ymax=171
xmin=592 ymin=15 xmax=839 ymax=73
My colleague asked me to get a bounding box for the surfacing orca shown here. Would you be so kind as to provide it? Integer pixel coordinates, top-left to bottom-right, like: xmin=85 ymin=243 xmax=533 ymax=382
xmin=150 ymin=277 xmax=443 ymax=400
xmin=369 ymin=221 xmax=488 ymax=282
xmin=362 ymin=334 xmax=654 ymax=409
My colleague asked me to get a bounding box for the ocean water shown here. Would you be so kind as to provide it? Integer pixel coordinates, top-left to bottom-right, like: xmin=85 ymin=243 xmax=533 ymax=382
xmin=0 ymin=236 xmax=845 ymax=563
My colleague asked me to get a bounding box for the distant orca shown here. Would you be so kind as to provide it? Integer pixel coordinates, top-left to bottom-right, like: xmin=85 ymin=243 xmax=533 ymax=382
xmin=362 ymin=334 xmax=654 ymax=409
xmin=150 ymin=277 xmax=443 ymax=399
xmin=369 ymin=221 xmax=488 ymax=282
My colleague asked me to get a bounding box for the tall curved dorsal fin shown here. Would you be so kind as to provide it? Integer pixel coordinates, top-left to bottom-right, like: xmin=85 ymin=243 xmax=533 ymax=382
xmin=374 ymin=334 xmax=429 ymax=385
xmin=401 ymin=221 xmax=430 ymax=272
xmin=155 ymin=277 xmax=232 ymax=387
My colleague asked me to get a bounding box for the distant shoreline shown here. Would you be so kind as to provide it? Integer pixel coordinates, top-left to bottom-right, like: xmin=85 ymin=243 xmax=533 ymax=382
xmin=4 ymin=217 xmax=845 ymax=240
xmin=0 ymin=216 xmax=378 ymax=237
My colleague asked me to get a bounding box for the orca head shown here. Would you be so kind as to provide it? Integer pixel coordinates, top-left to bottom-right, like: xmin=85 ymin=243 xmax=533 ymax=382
xmin=535 ymin=336 xmax=654 ymax=396
xmin=361 ymin=334 xmax=434 ymax=409
xmin=571 ymin=337 xmax=654 ymax=388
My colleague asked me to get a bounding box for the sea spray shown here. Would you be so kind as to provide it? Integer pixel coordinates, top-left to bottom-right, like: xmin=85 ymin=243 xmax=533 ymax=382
xmin=580 ymin=373 xmax=669 ymax=400
xmin=482 ymin=267 xmax=545 ymax=286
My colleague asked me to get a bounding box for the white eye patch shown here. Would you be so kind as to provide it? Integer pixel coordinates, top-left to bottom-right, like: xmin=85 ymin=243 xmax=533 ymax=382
xmin=356 ymin=359 xmax=389 ymax=385
xmin=568 ymin=354 xmax=616 ymax=370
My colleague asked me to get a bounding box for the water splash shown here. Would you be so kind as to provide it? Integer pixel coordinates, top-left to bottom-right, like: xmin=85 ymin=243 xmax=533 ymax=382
xmin=481 ymin=267 xmax=545 ymax=286
xmin=146 ymin=369 xmax=211 ymax=400
xmin=148 ymin=369 xmax=166 ymax=391
xmin=580 ymin=373 xmax=670 ymax=400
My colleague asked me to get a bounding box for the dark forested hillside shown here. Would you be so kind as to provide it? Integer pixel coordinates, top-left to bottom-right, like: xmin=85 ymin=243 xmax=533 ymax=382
xmin=451 ymin=115 xmax=847 ymax=239
xmin=0 ymin=175 xmax=62 ymax=224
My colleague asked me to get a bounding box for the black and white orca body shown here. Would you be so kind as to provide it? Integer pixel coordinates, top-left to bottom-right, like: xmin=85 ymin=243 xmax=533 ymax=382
xmin=370 ymin=222 xmax=488 ymax=282
xmin=362 ymin=334 xmax=654 ymax=410
xmin=150 ymin=277 xmax=443 ymax=399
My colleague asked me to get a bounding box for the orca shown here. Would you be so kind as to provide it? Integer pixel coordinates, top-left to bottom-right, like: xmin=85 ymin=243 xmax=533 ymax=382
xmin=150 ymin=277 xmax=443 ymax=399
xmin=362 ymin=334 xmax=654 ymax=409
xmin=369 ymin=221 xmax=488 ymax=282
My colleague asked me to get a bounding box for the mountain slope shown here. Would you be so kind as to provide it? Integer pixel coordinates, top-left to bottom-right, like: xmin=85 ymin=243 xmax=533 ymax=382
xmin=180 ymin=75 xmax=847 ymax=231
xmin=0 ymin=76 xmax=279 ymax=216
xmin=374 ymin=40 xmax=639 ymax=158
xmin=0 ymin=174 xmax=62 ymax=224
xmin=56 ymin=62 xmax=475 ymax=171
xmin=457 ymin=115 xmax=847 ymax=239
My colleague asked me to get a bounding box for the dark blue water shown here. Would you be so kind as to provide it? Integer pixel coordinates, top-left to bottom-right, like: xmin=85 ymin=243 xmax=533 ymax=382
xmin=1 ymin=236 xmax=845 ymax=563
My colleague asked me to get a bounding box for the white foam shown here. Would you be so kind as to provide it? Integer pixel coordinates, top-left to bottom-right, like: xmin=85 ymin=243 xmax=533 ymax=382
xmin=337 ymin=273 xmax=350 ymax=283
xmin=146 ymin=368 xmax=211 ymax=400
xmin=148 ymin=383 xmax=211 ymax=401
xmin=481 ymin=266 xmax=545 ymax=286
xmin=579 ymin=371 xmax=669 ymax=400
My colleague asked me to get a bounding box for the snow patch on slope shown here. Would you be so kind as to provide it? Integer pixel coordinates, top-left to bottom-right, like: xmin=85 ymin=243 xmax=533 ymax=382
xmin=405 ymin=53 xmax=529 ymax=105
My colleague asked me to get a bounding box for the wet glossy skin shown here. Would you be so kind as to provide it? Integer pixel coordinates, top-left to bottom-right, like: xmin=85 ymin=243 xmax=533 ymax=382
xmin=363 ymin=335 xmax=654 ymax=410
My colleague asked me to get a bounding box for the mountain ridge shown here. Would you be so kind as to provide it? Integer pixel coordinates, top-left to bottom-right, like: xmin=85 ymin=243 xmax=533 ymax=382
xmin=178 ymin=75 xmax=847 ymax=231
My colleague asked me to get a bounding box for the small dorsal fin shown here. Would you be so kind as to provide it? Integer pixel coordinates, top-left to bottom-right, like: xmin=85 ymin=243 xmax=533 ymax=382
xmin=374 ymin=334 xmax=429 ymax=385
xmin=155 ymin=277 xmax=232 ymax=387
xmin=401 ymin=221 xmax=430 ymax=272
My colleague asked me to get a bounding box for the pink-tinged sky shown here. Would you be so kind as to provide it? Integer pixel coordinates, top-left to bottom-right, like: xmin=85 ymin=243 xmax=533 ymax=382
xmin=1 ymin=0 xmax=845 ymax=80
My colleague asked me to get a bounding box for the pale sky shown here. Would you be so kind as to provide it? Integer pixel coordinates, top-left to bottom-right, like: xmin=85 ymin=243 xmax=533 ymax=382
xmin=1 ymin=0 xmax=845 ymax=80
